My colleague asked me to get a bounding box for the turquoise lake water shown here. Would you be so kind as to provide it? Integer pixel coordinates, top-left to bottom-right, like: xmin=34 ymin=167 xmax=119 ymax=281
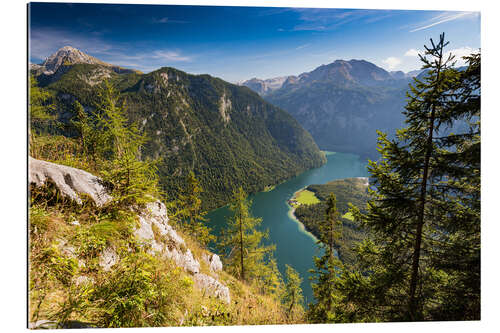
xmin=206 ymin=152 xmax=368 ymax=304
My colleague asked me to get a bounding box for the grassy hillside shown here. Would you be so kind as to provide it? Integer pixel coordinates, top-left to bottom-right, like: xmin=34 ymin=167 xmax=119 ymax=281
xmin=29 ymin=197 xmax=300 ymax=328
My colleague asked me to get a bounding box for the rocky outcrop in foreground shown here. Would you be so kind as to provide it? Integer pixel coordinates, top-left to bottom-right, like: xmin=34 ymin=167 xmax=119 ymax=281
xmin=29 ymin=157 xmax=112 ymax=206
xmin=135 ymin=200 xmax=231 ymax=303
xmin=29 ymin=157 xmax=230 ymax=304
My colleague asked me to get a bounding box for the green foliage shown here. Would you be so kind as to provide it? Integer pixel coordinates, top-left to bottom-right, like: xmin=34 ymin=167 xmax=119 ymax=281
xmin=219 ymin=187 xmax=276 ymax=285
xmin=307 ymin=193 xmax=345 ymax=323
xmin=294 ymin=178 xmax=369 ymax=266
xmin=172 ymin=171 xmax=215 ymax=246
xmin=283 ymin=265 xmax=304 ymax=320
xmin=29 ymin=75 xmax=57 ymax=157
xmin=87 ymin=252 xmax=191 ymax=327
xmin=322 ymin=35 xmax=480 ymax=322
xmin=87 ymin=80 xmax=160 ymax=206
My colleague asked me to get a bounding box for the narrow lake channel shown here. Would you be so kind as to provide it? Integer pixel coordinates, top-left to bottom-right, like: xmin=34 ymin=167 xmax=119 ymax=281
xmin=206 ymin=152 xmax=369 ymax=304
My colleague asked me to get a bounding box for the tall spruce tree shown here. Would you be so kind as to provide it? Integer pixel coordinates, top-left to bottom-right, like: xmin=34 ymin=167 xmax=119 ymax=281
xmin=325 ymin=34 xmax=480 ymax=322
xmin=308 ymin=193 xmax=344 ymax=323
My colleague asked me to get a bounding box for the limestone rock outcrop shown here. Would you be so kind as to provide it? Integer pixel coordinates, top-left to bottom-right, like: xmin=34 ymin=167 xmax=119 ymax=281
xmin=193 ymin=273 xmax=231 ymax=304
xmin=29 ymin=157 xmax=230 ymax=303
xmin=29 ymin=157 xmax=112 ymax=207
xmin=203 ymin=253 xmax=223 ymax=272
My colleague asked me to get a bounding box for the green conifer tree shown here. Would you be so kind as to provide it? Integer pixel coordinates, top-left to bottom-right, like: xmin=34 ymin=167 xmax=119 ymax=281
xmin=283 ymin=264 xmax=304 ymax=320
xmin=174 ymin=171 xmax=215 ymax=246
xmin=307 ymin=193 xmax=344 ymax=323
xmin=219 ymin=187 xmax=274 ymax=282
xmin=325 ymin=34 xmax=480 ymax=322
xmin=94 ymin=80 xmax=159 ymax=206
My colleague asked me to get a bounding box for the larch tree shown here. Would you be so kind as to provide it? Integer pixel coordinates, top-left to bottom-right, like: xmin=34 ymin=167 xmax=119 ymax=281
xmin=283 ymin=264 xmax=304 ymax=320
xmin=219 ymin=186 xmax=274 ymax=283
xmin=174 ymin=170 xmax=215 ymax=247
xmin=94 ymin=80 xmax=159 ymax=206
xmin=29 ymin=75 xmax=55 ymax=157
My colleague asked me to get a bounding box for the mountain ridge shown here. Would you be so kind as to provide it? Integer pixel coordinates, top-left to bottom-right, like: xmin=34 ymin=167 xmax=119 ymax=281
xmin=241 ymin=60 xmax=423 ymax=97
xmin=243 ymin=59 xmax=413 ymax=159
xmin=31 ymin=46 xmax=326 ymax=210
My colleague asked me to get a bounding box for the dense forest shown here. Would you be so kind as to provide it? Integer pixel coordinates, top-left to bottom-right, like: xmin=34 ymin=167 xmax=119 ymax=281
xmin=293 ymin=178 xmax=369 ymax=267
xmin=32 ymin=63 xmax=325 ymax=210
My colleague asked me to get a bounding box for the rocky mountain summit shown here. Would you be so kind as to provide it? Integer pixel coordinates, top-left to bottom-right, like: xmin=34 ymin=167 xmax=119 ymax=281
xmin=242 ymin=60 xmax=423 ymax=97
xmin=41 ymin=46 xmax=110 ymax=74
xmin=29 ymin=157 xmax=230 ymax=305
xmin=31 ymin=46 xmax=140 ymax=76
xmin=239 ymin=76 xmax=291 ymax=96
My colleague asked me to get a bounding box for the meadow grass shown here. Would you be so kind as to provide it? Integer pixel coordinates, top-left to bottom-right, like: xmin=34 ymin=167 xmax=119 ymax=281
xmin=294 ymin=189 xmax=320 ymax=205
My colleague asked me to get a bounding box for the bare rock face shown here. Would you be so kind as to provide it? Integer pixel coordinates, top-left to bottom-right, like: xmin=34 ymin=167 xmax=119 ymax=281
xmin=193 ymin=273 xmax=231 ymax=304
xmin=135 ymin=201 xmax=230 ymax=303
xmin=41 ymin=46 xmax=110 ymax=75
xmin=203 ymin=253 xmax=223 ymax=272
xmin=135 ymin=201 xmax=200 ymax=275
xmin=29 ymin=157 xmax=112 ymax=207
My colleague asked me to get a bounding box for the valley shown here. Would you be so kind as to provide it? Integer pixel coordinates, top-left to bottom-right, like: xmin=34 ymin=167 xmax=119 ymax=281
xmin=27 ymin=4 xmax=481 ymax=325
xmin=206 ymin=152 xmax=369 ymax=303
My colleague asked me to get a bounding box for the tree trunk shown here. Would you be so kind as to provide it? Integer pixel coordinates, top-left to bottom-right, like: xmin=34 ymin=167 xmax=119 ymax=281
xmin=239 ymin=209 xmax=245 ymax=282
xmin=408 ymin=38 xmax=444 ymax=320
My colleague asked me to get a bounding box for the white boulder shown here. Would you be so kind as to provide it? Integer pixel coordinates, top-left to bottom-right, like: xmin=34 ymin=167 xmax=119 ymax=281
xmin=29 ymin=157 xmax=112 ymax=206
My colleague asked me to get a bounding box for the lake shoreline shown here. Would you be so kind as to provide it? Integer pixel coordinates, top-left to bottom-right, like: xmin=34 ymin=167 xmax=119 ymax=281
xmin=286 ymin=201 xmax=319 ymax=243
xmin=206 ymin=151 xmax=369 ymax=303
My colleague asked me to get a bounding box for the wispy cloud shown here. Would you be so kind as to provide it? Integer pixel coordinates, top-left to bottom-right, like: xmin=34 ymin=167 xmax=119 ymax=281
xmin=409 ymin=11 xmax=477 ymax=32
xmin=382 ymin=56 xmax=402 ymax=70
xmin=404 ymin=48 xmax=421 ymax=57
xmin=290 ymin=9 xmax=395 ymax=32
xmin=445 ymin=47 xmax=480 ymax=66
xmin=152 ymin=17 xmax=189 ymax=24
xmin=151 ymin=50 xmax=191 ymax=62
xmin=296 ymin=43 xmax=310 ymax=50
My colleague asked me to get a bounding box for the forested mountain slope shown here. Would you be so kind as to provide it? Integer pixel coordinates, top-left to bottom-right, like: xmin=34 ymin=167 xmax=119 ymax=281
xmin=32 ymin=47 xmax=326 ymax=210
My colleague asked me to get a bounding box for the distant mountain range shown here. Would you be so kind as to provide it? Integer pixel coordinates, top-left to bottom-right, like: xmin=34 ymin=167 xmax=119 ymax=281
xmin=241 ymin=60 xmax=424 ymax=158
xmin=30 ymin=46 xmax=326 ymax=209
xmin=240 ymin=61 xmax=423 ymax=97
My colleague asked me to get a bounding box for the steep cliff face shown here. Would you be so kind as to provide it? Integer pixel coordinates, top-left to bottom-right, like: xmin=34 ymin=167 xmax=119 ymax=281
xmin=29 ymin=157 xmax=230 ymax=304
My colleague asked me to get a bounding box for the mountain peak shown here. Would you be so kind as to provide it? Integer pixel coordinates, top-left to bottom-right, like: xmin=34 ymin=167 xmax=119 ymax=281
xmin=41 ymin=46 xmax=110 ymax=74
xmin=297 ymin=59 xmax=394 ymax=87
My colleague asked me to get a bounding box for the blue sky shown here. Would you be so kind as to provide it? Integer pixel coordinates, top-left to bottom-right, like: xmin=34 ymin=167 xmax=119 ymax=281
xmin=29 ymin=2 xmax=480 ymax=82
